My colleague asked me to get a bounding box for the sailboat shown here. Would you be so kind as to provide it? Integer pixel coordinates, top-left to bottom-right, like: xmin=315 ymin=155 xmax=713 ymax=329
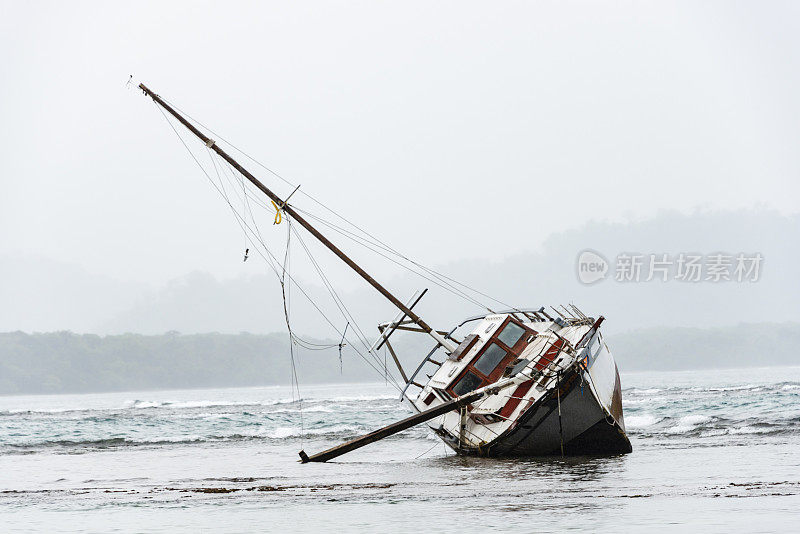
xmin=138 ymin=83 xmax=632 ymax=462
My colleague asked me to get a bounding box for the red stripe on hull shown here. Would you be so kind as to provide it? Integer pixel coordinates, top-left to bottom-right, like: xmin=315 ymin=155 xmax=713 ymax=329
xmin=534 ymin=339 xmax=564 ymax=371
xmin=499 ymin=380 xmax=534 ymax=418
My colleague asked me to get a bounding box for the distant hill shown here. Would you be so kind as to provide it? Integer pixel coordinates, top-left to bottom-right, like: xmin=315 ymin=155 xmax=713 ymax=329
xmin=2 ymin=209 xmax=799 ymax=337
xmin=608 ymin=322 xmax=800 ymax=372
xmin=1 ymin=323 xmax=798 ymax=395
xmin=0 ymin=331 xmax=374 ymax=395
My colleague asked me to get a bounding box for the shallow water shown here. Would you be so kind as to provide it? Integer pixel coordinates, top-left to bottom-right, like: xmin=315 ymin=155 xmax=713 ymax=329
xmin=1 ymin=367 xmax=799 ymax=532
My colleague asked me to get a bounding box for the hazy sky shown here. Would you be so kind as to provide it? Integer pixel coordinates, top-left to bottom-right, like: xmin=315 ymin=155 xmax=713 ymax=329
xmin=2 ymin=1 xmax=799 ymax=291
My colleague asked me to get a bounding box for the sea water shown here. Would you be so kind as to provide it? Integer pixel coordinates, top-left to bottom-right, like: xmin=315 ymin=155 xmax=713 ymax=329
xmin=1 ymin=367 xmax=798 ymax=532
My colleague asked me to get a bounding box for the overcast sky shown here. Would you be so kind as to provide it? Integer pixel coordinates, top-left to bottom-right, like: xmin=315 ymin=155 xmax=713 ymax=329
xmin=1 ymin=1 xmax=799 ymax=292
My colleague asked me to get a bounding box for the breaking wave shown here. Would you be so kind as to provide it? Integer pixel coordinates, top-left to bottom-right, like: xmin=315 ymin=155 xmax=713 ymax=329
xmin=125 ymin=398 xmax=300 ymax=410
xmin=625 ymin=412 xmax=800 ymax=439
xmin=624 ymin=414 xmax=663 ymax=429
xmin=0 ymin=423 xmax=392 ymax=454
xmin=622 ymin=378 xmax=800 ymax=441
xmin=2 ymin=373 xmax=799 ymax=456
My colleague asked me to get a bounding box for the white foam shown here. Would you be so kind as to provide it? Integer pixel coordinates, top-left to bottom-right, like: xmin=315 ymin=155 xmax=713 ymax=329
xmin=623 ymin=397 xmax=665 ymax=406
xmin=323 ymin=395 xmax=396 ymax=402
xmin=708 ymin=384 xmax=759 ymax=392
xmin=680 ymin=414 xmax=711 ymax=425
xmin=269 ymin=424 xmax=362 ymax=439
xmin=271 ymin=426 xmax=298 ymax=439
xmin=665 ymin=424 xmax=694 ymax=434
xmin=625 ymin=414 xmax=661 ymax=429
xmin=728 ymin=426 xmax=769 ymax=435
xmin=126 ymin=400 xmax=162 ymax=409
xmin=124 ymin=398 xmax=298 ymax=410
xmin=665 ymin=414 xmax=711 ymax=434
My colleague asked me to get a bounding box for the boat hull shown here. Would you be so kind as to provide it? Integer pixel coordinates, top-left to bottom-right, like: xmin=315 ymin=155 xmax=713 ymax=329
xmin=437 ymin=338 xmax=632 ymax=457
xmin=488 ymin=364 xmax=631 ymax=456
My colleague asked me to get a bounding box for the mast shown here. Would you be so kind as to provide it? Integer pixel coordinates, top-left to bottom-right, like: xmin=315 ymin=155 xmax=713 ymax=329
xmin=139 ymin=83 xmax=456 ymax=353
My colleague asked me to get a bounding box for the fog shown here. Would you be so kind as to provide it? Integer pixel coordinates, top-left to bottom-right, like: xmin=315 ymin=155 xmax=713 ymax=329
xmin=2 ymin=208 xmax=797 ymax=339
xmin=1 ymin=1 xmax=799 ymax=344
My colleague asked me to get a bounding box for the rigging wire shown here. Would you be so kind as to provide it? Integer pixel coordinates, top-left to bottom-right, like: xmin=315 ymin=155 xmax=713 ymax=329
xmin=338 ymin=322 xmax=349 ymax=374
xmin=173 ymin=112 xmax=513 ymax=319
xmin=279 ymin=218 xmax=305 ymax=445
xmin=294 ymin=207 xmax=491 ymax=311
xmin=289 ymin=224 xmax=401 ymax=389
xmin=212 ymin=167 xmax=490 ymax=313
xmin=153 ymin=102 xmax=404 ymax=392
xmin=158 ymin=97 xmax=519 ymax=313
xmin=200 ymin=162 xmax=484 ymax=315
xmin=206 ymin=162 xmax=491 ymax=323
xmin=207 ymin=144 xmax=347 ymax=353
xmin=207 ymin=150 xmax=398 ymax=372
xmin=414 ymin=439 xmax=441 ymax=460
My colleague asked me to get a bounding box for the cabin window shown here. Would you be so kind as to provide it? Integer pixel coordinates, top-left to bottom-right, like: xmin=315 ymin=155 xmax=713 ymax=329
xmin=506 ymin=358 xmax=530 ymax=377
xmin=445 ymin=316 xmax=536 ymax=399
xmin=473 ymin=343 xmax=507 ymax=376
xmin=423 ymin=392 xmax=436 ymax=405
xmin=497 ymin=321 xmax=526 ymax=349
xmin=452 ymin=371 xmax=482 ymax=396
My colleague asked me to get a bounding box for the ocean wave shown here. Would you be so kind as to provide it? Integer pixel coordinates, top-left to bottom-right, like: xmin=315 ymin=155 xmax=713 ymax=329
xmin=316 ymin=394 xmax=397 ymax=402
xmin=627 ymin=411 xmax=800 ymax=439
xmin=699 ymin=422 xmax=791 ymax=437
xmin=664 ymin=415 xmax=713 ymax=434
xmin=0 ymin=407 xmax=76 ymax=416
xmin=625 ymin=414 xmax=662 ymax=429
xmin=271 ymin=405 xmax=335 ymax=414
xmin=727 ymin=426 xmax=772 ymax=435
xmin=697 ymin=428 xmax=728 ymax=437
xmin=270 ymin=424 xmax=364 ymax=439
xmin=706 ymin=384 xmax=762 ymax=392
xmin=622 ymin=397 xmax=670 ymax=406
xmin=621 ymin=381 xmax=800 ymax=403
xmin=124 ymin=398 xmax=299 ymax=410
xmin=4 ymin=436 xmax=208 ymax=451
xmin=0 ymin=422 xmax=380 ymax=453
xmin=2 ymin=434 xmax=254 ymax=453
xmin=119 ymin=395 xmax=395 ymax=411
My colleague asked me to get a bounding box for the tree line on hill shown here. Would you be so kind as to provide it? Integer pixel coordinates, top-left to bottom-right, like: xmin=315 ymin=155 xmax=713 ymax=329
xmin=0 ymin=322 xmax=797 ymax=394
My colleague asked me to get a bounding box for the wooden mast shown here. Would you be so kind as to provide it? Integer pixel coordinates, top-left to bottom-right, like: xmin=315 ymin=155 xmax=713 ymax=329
xmin=139 ymin=83 xmax=456 ymax=352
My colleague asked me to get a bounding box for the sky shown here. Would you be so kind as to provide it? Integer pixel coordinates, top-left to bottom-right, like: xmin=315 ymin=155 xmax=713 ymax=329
xmin=1 ymin=1 xmax=799 ymax=334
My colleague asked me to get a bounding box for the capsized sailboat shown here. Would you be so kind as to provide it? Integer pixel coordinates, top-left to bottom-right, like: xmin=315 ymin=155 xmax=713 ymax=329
xmin=138 ymin=83 xmax=632 ymax=462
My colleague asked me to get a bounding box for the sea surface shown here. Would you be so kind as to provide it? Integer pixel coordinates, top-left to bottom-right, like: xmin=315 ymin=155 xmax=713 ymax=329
xmin=1 ymin=366 xmax=799 ymax=533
